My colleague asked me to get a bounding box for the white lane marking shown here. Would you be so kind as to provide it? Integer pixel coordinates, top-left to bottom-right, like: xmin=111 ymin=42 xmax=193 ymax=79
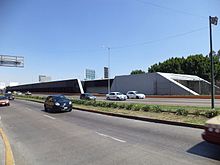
xmin=95 ymin=132 xmax=126 ymax=143
xmin=43 ymin=115 xmax=56 ymax=120
xmin=0 ymin=116 xmax=1 ymax=120
xmin=25 ymin=108 xmax=32 ymax=111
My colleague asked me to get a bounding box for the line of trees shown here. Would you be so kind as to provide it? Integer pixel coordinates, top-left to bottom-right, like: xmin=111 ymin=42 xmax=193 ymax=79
xmin=131 ymin=50 xmax=220 ymax=81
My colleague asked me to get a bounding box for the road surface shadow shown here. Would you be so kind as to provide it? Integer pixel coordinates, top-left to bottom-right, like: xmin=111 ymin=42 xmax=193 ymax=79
xmin=41 ymin=109 xmax=68 ymax=113
xmin=187 ymin=141 xmax=220 ymax=161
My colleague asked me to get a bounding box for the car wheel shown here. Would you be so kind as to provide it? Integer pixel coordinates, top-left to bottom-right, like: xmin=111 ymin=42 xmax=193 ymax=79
xmin=69 ymin=109 xmax=72 ymax=112
xmin=117 ymin=97 xmax=120 ymax=101
xmin=107 ymin=97 xmax=110 ymax=100
xmin=44 ymin=105 xmax=48 ymax=112
xmin=136 ymin=96 xmax=139 ymax=99
xmin=7 ymin=103 xmax=10 ymax=106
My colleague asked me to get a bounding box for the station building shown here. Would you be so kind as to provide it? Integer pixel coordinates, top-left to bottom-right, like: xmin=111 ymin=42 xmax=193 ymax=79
xmin=6 ymin=72 xmax=220 ymax=95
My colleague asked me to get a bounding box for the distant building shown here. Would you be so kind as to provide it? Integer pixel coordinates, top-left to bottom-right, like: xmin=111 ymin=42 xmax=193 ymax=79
xmin=0 ymin=82 xmax=6 ymax=89
xmin=9 ymin=82 xmax=19 ymax=87
xmin=85 ymin=69 xmax=95 ymax=80
xmin=0 ymin=82 xmax=6 ymax=94
xmin=39 ymin=75 xmax=51 ymax=82
xmin=104 ymin=67 xmax=109 ymax=79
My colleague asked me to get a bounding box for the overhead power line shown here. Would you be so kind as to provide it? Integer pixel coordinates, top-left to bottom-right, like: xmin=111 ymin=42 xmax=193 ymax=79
xmin=111 ymin=26 xmax=208 ymax=49
xmin=61 ymin=26 xmax=208 ymax=53
xmin=134 ymin=0 xmax=207 ymax=19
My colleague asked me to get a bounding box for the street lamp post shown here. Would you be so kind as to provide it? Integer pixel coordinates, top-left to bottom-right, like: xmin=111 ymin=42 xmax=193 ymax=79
xmin=107 ymin=47 xmax=111 ymax=94
xmin=209 ymin=16 xmax=218 ymax=109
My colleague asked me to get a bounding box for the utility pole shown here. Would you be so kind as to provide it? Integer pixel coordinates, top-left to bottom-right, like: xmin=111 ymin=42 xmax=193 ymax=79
xmin=209 ymin=16 xmax=218 ymax=109
xmin=107 ymin=47 xmax=111 ymax=94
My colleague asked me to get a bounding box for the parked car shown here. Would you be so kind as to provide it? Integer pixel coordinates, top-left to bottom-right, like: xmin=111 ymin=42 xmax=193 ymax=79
xmin=44 ymin=95 xmax=72 ymax=112
xmin=80 ymin=93 xmax=96 ymax=100
xmin=106 ymin=92 xmax=127 ymax=101
xmin=126 ymin=91 xmax=145 ymax=99
xmin=25 ymin=91 xmax=32 ymax=95
xmin=202 ymin=115 xmax=220 ymax=145
xmin=0 ymin=96 xmax=10 ymax=106
xmin=4 ymin=93 xmax=15 ymax=100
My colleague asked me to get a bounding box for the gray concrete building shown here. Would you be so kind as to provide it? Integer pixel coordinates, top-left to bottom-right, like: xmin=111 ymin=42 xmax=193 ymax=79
xmin=6 ymin=72 xmax=219 ymax=95
xmin=111 ymin=72 xmax=220 ymax=95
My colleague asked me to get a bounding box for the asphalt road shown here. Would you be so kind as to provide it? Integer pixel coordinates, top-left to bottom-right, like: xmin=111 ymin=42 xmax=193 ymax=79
xmin=70 ymin=95 xmax=220 ymax=107
xmin=0 ymin=100 xmax=220 ymax=165
xmin=89 ymin=96 xmax=220 ymax=107
xmin=33 ymin=94 xmax=220 ymax=107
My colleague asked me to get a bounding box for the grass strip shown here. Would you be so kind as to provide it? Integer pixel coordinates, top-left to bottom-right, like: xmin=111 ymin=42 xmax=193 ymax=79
xmin=16 ymin=96 xmax=210 ymax=125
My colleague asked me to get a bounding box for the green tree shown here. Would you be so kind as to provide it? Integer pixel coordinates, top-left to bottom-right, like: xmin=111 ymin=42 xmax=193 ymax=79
xmin=130 ymin=69 xmax=145 ymax=75
xmin=148 ymin=50 xmax=220 ymax=81
xmin=148 ymin=57 xmax=184 ymax=74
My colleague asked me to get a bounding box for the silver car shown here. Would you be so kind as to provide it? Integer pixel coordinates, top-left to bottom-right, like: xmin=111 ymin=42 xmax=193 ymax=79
xmin=126 ymin=91 xmax=145 ymax=99
xmin=106 ymin=92 xmax=127 ymax=101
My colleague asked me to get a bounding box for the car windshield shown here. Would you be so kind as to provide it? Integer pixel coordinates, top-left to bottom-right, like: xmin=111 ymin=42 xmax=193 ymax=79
xmin=116 ymin=92 xmax=123 ymax=95
xmin=53 ymin=95 xmax=67 ymax=101
xmin=0 ymin=96 xmax=7 ymax=100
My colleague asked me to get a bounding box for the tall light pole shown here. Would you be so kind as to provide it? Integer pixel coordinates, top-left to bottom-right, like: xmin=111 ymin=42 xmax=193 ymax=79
xmin=107 ymin=47 xmax=111 ymax=94
xmin=209 ymin=16 xmax=218 ymax=109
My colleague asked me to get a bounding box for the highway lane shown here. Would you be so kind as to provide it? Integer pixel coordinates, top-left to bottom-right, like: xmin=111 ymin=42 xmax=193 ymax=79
xmin=0 ymin=100 xmax=220 ymax=165
xmin=93 ymin=97 xmax=220 ymax=107
xmin=32 ymin=94 xmax=220 ymax=107
xmin=71 ymin=96 xmax=220 ymax=107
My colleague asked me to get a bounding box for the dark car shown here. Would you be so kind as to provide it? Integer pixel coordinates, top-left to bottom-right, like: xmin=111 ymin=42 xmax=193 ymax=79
xmin=4 ymin=93 xmax=15 ymax=100
xmin=0 ymin=96 xmax=10 ymax=106
xmin=80 ymin=93 xmax=96 ymax=100
xmin=44 ymin=95 xmax=72 ymax=112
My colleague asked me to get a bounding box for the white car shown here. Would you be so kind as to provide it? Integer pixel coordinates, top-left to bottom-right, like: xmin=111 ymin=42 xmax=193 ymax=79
xmin=106 ymin=92 xmax=127 ymax=101
xmin=17 ymin=92 xmax=23 ymax=96
xmin=126 ymin=91 xmax=145 ymax=99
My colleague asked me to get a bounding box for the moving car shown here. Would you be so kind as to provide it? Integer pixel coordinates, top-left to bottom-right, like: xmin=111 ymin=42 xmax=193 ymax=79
xmin=202 ymin=115 xmax=220 ymax=145
xmin=25 ymin=91 xmax=32 ymax=95
xmin=17 ymin=92 xmax=23 ymax=96
xmin=0 ymin=96 xmax=10 ymax=106
xmin=126 ymin=91 xmax=145 ymax=99
xmin=4 ymin=93 xmax=15 ymax=100
xmin=44 ymin=95 xmax=72 ymax=112
xmin=80 ymin=93 xmax=96 ymax=100
xmin=106 ymin=92 xmax=127 ymax=101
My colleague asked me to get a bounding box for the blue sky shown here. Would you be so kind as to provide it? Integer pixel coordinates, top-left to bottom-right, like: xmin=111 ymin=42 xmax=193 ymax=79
xmin=0 ymin=0 xmax=220 ymax=85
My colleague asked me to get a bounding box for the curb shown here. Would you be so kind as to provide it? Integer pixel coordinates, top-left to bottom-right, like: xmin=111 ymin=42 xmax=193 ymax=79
xmin=73 ymin=107 xmax=205 ymax=129
xmin=17 ymin=98 xmax=205 ymax=129
xmin=0 ymin=128 xmax=15 ymax=165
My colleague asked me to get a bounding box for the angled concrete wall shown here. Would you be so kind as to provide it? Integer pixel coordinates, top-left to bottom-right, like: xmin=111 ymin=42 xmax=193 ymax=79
xmin=111 ymin=73 xmax=199 ymax=95
xmin=156 ymin=73 xmax=198 ymax=95
xmin=111 ymin=73 xmax=157 ymax=95
xmin=6 ymin=79 xmax=83 ymax=93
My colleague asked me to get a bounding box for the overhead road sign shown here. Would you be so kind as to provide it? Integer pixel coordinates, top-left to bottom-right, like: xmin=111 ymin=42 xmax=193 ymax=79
xmin=0 ymin=55 xmax=24 ymax=67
